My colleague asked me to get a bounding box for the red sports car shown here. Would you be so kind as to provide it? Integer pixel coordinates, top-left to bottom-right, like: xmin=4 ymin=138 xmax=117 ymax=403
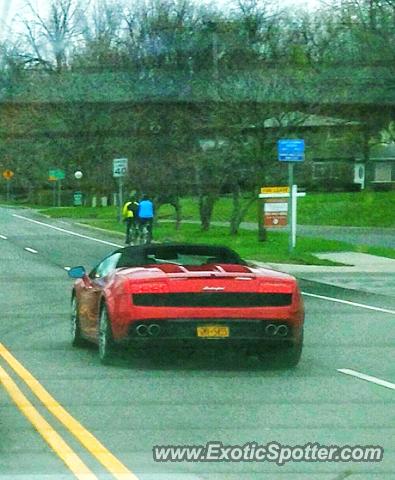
xmin=68 ymin=243 xmax=304 ymax=366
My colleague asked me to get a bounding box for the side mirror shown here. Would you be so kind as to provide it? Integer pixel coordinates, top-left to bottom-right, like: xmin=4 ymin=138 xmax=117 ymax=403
xmin=68 ymin=266 xmax=86 ymax=279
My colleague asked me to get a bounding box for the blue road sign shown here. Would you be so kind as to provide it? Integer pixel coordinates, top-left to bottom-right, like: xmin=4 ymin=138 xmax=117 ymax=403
xmin=278 ymin=139 xmax=305 ymax=162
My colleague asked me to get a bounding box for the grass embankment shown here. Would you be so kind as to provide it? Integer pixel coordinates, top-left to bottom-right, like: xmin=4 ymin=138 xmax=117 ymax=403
xmin=38 ymin=205 xmax=395 ymax=265
xmin=18 ymin=190 xmax=395 ymax=227
xmin=141 ymin=191 xmax=395 ymax=228
xmin=297 ymin=191 xmax=395 ymax=227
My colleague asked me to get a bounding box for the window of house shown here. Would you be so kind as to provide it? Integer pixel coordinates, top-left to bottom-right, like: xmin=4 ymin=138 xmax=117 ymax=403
xmin=375 ymin=162 xmax=392 ymax=182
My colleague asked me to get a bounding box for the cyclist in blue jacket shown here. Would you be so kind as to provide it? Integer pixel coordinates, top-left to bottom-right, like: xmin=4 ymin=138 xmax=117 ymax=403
xmin=138 ymin=194 xmax=154 ymax=243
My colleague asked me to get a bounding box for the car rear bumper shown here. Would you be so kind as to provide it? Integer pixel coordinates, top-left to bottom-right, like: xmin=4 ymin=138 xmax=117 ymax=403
xmin=118 ymin=318 xmax=302 ymax=346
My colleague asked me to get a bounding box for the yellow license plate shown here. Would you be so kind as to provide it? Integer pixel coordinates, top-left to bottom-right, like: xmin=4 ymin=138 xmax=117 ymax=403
xmin=197 ymin=326 xmax=229 ymax=338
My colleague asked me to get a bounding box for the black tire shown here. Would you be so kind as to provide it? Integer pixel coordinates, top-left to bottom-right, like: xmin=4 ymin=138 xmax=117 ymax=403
xmin=257 ymin=331 xmax=303 ymax=368
xmin=281 ymin=331 xmax=303 ymax=368
xmin=98 ymin=304 xmax=114 ymax=364
xmin=71 ymin=295 xmax=86 ymax=347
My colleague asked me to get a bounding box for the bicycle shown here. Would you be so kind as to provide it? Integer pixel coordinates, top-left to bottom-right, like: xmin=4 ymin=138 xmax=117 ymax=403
xmin=125 ymin=221 xmax=139 ymax=245
xmin=139 ymin=222 xmax=152 ymax=245
xmin=130 ymin=223 xmax=139 ymax=245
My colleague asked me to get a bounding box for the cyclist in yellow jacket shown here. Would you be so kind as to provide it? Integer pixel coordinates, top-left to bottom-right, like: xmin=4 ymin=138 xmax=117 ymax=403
xmin=122 ymin=195 xmax=139 ymax=244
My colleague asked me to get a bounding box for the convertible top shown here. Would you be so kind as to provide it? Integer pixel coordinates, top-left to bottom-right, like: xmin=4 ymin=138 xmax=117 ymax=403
xmin=116 ymin=243 xmax=246 ymax=268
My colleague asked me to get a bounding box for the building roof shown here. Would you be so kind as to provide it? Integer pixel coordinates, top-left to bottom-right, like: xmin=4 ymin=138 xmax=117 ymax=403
xmin=263 ymin=112 xmax=360 ymax=128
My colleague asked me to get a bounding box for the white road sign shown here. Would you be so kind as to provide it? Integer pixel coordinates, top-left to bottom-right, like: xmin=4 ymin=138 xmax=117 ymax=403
xmin=264 ymin=202 xmax=288 ymax=213
xmin=113 ymin=158 xmax=128 ymax=177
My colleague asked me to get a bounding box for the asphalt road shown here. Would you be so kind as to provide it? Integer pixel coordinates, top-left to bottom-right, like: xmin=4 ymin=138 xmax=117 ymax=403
xmin=0 ymin=207 xmax=394 ymax=480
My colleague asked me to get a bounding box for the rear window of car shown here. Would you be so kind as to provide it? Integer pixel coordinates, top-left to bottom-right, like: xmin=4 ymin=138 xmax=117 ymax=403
xmin=117 ymin=245 xmax=245 ymax=267
xmin=147 ymin=253 xmax=221 ymax=266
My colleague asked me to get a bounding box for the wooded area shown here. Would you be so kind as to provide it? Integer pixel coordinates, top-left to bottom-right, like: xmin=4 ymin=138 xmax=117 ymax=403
xmin=0 ymin=0 xmax=394 ymax=231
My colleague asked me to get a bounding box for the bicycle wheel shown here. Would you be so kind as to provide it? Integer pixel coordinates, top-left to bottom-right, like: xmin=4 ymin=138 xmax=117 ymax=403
xmin=141 ymin=225 xmax=150 ymax=244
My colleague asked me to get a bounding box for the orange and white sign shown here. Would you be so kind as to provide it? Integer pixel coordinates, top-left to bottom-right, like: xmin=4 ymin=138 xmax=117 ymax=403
xmin=2 ymin=169 xmax=14 ymax=180
xmin=264 ymin=198 xmax=288 ymax=227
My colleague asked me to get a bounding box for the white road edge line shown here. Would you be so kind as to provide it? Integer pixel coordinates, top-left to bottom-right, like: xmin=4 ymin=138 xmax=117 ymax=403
xmin=302 ymin=292 xmax=395 ymax=315
xmin=24 ymin=247 xmax=38 ymax=254
xmin=338 ymin=368 xmax=395 ymax=391
xmin=13 ymin=214 xmax=122 ymax=248
xmin=0 ymin=234 xmax=7 ymax=240
xmin=12 ymin=214 xmax=395 ymax=316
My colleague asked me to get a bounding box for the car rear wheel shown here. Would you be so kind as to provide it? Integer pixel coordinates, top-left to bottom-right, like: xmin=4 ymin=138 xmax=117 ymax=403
xmin=71 ymin=296 xmax=86 ymax=347
xmin=282 ymin=337 xmax=303 ymax=367
xmin=98 ymin=305 xmax=114 ymax=364
xmin=280 ymin=330 xmax=303 ymax=368
xmin=257 ymin=331 xmax=303 ymax=368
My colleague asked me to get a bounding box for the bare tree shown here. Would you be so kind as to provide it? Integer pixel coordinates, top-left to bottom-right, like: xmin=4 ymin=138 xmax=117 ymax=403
xmin=74 ymin=0 xmax=126 ymax=70
xmin=19 ymin=0 xmax=86 ymax=72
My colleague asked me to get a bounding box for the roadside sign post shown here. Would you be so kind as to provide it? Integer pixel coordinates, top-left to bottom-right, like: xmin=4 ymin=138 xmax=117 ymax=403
xmin=288 ymin=162 xmax=294 ymax=251
xmin=278 ymin=139 xmax=305 ymax=252
xmin=2 ymin=170 xmax=14 ymax=202
xmin=113 ymin=158 xmax=128 ymax=222
xmin=52 ymin=180 xmax=56 ymax=206
xmin=57 ymin=180 xmax=62 ymax=207
xmin=73 ymin=191 xmax=83 ymax=206
xmin=291 ymin=184 xmax=298 ymax=248
xmin=259 ymin=187 xmax=289 ymax=240
xmin=259 ymin=185 xmax=305 ymax=249
xmin=257 ymin=199 xmax=267 ymax=241
xmin=118 ymin=177 xmax=123 ymax=221
xmin=48 ymin=169 xmax=65 ymax=207
xmin=74 ymin=171 xmax=83 ymax=206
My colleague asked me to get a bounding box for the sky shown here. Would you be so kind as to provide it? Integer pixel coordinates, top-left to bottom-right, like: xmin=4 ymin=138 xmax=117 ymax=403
xmin=0 ymin=0 xmax=324 ymax=41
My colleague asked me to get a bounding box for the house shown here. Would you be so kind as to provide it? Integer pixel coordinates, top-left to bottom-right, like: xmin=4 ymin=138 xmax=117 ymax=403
xmin=262 ymin=112 xmax=365 ymax=191
xmin=368 ymin=143 xmax=395 ymax=190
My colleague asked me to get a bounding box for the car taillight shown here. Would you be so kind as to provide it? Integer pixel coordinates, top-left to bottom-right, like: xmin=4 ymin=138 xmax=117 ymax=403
xmin=258 ymin=282 xmax=294 ymax=294
xmin=128 ymin=282 xmax=169 ymax=294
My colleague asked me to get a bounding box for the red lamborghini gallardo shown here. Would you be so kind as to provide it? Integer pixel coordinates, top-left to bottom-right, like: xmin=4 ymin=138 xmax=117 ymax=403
xmin=68 ymin=243 xmax=304 ymax=366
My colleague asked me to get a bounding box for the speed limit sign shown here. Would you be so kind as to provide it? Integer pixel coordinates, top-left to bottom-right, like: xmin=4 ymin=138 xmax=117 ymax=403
xmin=113 ymin=158 xmax=128 ymax=177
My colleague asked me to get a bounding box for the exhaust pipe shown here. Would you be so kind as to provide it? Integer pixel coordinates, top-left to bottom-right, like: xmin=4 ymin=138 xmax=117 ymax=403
xmin=265 ymin=324 xmax=277 ymax=336
xmin=148 ymin=324 xmax=160 ymax=337
xmin=265 ymin=323 xmax=289 ymax=336
xmin=277 ymin=325 xmax=289 ymax=337
xmin=136 ymin=324 xmax=148 ymax=337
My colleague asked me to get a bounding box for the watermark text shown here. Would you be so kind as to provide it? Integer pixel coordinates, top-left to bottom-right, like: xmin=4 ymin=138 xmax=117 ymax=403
xmin=153 ymin=441 xmax=384 ymax=466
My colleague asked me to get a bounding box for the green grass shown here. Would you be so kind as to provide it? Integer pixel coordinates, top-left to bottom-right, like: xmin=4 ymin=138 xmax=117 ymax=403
xmin=158 ymin=196 xmax=253 ymax=223
xmin=51 ymin=215 xmax=395 ymax=265
xmin=100 ymin=191 xmax=395 ymax=227
xmin=36 ymin=198 xmax=395 ymax=264
xmin=39 ymin=205 xmax=118 ymax=219
xmin=39 ymin=190 xmax=395 ymax=228
xmin=296 ymin=191 xmax=395 ymax=227
xmin=77 ymin=219 xmax=346 ymax=264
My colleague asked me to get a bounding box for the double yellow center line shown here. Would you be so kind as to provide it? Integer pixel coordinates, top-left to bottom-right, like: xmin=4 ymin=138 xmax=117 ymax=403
xmin=0 ymin=342 xmax=139 ymax=480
